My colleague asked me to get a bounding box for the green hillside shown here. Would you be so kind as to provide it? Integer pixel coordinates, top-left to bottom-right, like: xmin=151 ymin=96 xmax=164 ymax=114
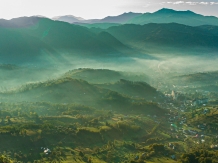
xmin=104 ymin=23 xmax=218 ymax=52
xmin=0 ymin=101 xmax=169 ymax=163
xmin=63 ymin=68 xmax=149 ymax=84
xmin=23 ymin=19 xmax=118 ymax=54
xmin=97 ymin=31 xmax=127 ymax=50
xmin=0 ymin=18 xmax=130 ymax=64
xmin=197 ymin=25 xmax=218 ymax=36
xmin=1 ymin=78 xmax=105 ymax=105
xmin=0 ymin=27 xmax=56 ymax=63
xmin=77 ymin=23 xmax=120 ymax=29
xmin=0 ymin=74 xmax=163 ymax=115
xmin=0 ymin=65 xmax=66 ymax=90
xmin=97 ymin=79 xmax=159 ymax=100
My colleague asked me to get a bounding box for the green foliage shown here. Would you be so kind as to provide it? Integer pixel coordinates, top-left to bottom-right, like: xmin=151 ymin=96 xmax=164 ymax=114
xmin=79 ymin=23 xmax=120 ymax=29
xmin=180 ymin=149 xmax=218 ymax=163
xmin=0 ymin=154 xmax=13 ymax=163
xmin=146 ymin=137 xmax=162 ymax=144
xmin=99 ymin=78 xmax=158 ymax=100
xmin=149 ymin=143 xmax=165 ymax=153
xmin=117 ymin=121 xmax=141 ymax=132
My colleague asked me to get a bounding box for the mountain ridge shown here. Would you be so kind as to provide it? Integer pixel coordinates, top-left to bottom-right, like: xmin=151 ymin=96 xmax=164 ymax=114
xmin=128 ymin=8 xmax=218 ymax=26
xmin=52 ymin=15 xmax=85 ymax=23
xmin=52 ymin=12 xmax=142 ymax=24
xmin=0 ymin=17 xmax=130 ymax=64
xmin=103 ymin=23 xmax=218 ymax=51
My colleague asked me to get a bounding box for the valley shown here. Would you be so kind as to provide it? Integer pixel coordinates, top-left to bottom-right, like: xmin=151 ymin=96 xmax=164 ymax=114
xmin=0 ymin=8 xmax=218 ymax=163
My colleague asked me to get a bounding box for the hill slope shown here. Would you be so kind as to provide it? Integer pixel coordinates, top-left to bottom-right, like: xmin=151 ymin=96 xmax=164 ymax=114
xmin=0 ymin=27 xmax=56 ymax=63
xmin=97 ymin=79 xmax=159 ymax=100
xmin=1 ymin=78 xmax=106 ymax=105
xmin=0 ymin=76 xmax=164 ymax=115
xmin=197 ymin=25 xmax=218 ymax=36
xmin=63 ymin=68 xmax=149 ymax=84
xmin=76 ymin=23 xmax=120 ymax=29
xmin=0 ymin=17 xmax=130 ymax=64
xmin=21 ymin=18 xmax=121 ymax=54
xmin=104 ymin=23 xmax=218 ymax=51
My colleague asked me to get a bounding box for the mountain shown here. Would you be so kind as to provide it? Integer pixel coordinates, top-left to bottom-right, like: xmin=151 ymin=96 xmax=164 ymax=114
xmin=62 ymin=69 xmax=157 ymax=100
xmin=0 ymin=17 xmax=130 ymax=64
xmin=0 ymin=26 xmax=56 ymax=63
xmin=54 ymin=12 xmax=142 ymax=24
xmin=104 ymin=23 xmax=218 ymax=51
xmin=1 ymin=14 xmax=218 ymax=65
xmin=95 ymin=12 xmax=142 ymax=24
xmin=52 ymin=15 xmax=85 ymax=23
xmin=97 ymin=31 xmax=127 ymax=50
xmin=22 ymin=18 xmax=118 ymax=54
xmin=0 ymin=17 xmax=40 ymax=28
xmin=128 ymin=8 xmax=218 ymax=26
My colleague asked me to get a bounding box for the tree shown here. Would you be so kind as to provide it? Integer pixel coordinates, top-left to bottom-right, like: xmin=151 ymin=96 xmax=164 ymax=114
xmin=0 ymin=154 xmax=13 ymax=163
xmin=79 ymin=151 xmax=84 ymax=157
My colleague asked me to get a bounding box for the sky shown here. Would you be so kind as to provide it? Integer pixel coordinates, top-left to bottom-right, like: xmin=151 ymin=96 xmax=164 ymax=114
xmin=0 ymin=0 xmax=218 ymax=20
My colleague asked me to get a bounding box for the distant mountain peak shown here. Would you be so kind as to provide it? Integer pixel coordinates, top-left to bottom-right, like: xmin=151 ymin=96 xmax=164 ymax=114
xmin=123 ymin=11 xmax=140 ymax=14
xmin=52 ymin=15 xmax=85 ymax=24
xmin=157 ymin=8 xmax=175 ymax=13
xmin=104 ymin=12 xmax=140 ymax=18
xmin=0 ymin=16 xmax=41 ymax=28
xmin=99 ymin=12 xmax=142 ymax=24
xmin=127 ymin=8 xmax=218 ymax=26
xmin=33 ymin=15 xmax=47 ymax=18
xmin=53 ymin=15 xmax=85 ymax=21
xmin=155 ymin=8 xmax=196 ymax=15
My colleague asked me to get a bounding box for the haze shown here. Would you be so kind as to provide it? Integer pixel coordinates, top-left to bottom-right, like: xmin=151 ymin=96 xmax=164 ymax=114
xmin=1 ymin=0 xmax=218 ymax=19
xmin=1 ymin=3 xmax=218 ymax=162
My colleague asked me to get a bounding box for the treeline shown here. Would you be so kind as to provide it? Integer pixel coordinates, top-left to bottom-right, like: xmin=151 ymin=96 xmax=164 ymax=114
xmin=3 ymin=77 xmax=89 ymax=94
xmin=180 ymin=149 xmax=218 ymax=163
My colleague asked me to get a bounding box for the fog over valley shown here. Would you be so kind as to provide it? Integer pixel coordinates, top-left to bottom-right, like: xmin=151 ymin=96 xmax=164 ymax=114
xmin=0 ymin=8 xmax=218 ymax=163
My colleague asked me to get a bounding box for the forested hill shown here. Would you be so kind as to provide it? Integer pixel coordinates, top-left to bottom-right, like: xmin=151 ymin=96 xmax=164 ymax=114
xmin=102 ymin=23 xmax=218 ymax=50
xmin=0 ymin=17 xmax=129 ymax=64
